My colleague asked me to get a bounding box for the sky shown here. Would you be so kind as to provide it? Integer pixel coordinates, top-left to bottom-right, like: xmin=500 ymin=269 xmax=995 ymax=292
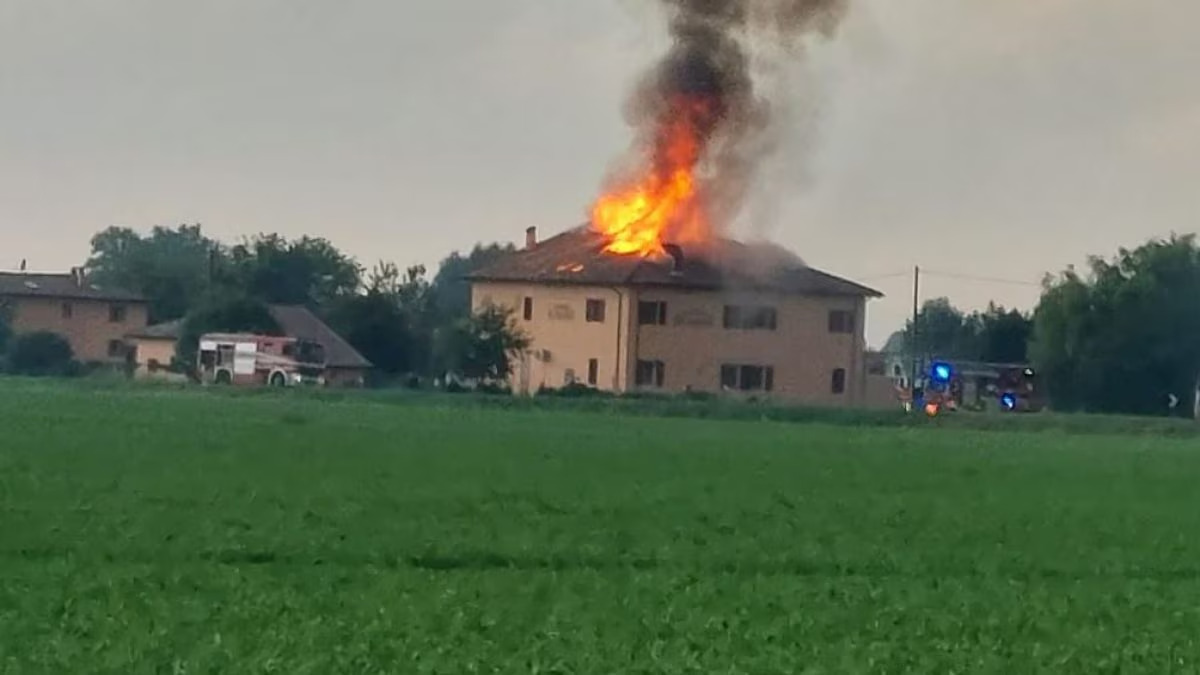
xmin=2 ymin=0 xmax=1197 ymax=346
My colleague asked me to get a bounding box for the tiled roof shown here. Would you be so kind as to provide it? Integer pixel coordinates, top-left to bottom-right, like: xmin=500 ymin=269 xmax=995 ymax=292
xmin=267 ymin=305 xmax=372 ymax=369
xmin=0 ymin=271 xmax=144 ymax=302
xmin=129 ymin=319 xmax=184 ymax=340
xmin=467 ymin=225 xmax=883 ymax=298
xmin=126 ymin=306 xmax=372 ymax=369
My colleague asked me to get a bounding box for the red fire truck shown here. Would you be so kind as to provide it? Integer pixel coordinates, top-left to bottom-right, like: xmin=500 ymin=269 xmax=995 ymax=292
xmin=197 ymin=333 xmax=327 ymax=387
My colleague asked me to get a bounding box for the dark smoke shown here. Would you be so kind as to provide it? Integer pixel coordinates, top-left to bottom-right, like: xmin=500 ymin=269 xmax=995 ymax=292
xmin=618 ymin=0 xmax=849 ymax=234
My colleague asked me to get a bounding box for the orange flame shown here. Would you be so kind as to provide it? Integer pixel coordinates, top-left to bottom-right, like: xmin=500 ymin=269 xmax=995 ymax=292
xmin=590 ymin=97 xmax=716 ymax=257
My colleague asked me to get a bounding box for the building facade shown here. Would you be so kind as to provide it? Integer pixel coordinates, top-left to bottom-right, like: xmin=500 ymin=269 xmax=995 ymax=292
xmin=469 ymin=227 xmax=883 ymax=406
xmin=0 ymin=270 xmax=148 ymax=363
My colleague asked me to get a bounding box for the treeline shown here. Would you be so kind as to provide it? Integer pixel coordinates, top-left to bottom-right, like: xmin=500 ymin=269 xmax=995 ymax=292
xmin=894 ymin=234 xmax=1200 ymax=417
xmin=84 ymin=224 xmax=528 ymax=383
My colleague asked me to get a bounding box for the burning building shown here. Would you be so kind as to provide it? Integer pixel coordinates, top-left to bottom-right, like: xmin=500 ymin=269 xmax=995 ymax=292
xmin=468 ymin=225 xmax=881 ymax=405
xmin=467 ymin=0 xmax=873 ymax=402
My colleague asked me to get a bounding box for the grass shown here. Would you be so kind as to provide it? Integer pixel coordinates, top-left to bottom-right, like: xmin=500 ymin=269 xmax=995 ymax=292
xmin=3 ymin=380 xmax=1200 ymax=672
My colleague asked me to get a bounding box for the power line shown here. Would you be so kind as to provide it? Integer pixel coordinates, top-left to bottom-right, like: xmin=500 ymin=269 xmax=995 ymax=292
xmin=920 ymin=269 xmax=1042 ymax=288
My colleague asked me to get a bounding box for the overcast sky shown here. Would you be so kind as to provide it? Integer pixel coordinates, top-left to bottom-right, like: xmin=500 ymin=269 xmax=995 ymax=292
xmin=2 ymin=0 xmax=1197 ymax=345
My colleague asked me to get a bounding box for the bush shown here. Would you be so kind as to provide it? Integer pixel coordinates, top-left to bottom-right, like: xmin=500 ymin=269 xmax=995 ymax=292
xmin=536 ymin=382 xmax=614 ymax=399
xmin=5 ymin=332 xmax=79 ymax=377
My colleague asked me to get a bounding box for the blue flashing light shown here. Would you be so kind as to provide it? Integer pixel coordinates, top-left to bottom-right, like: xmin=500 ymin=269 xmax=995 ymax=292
xmin=931 ymin=362 xmax=953 ymax=383
xmin=1001 ymin=393 xmax=1017 ymax=411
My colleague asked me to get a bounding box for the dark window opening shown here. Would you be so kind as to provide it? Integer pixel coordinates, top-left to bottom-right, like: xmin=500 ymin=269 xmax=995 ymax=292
xmin=61 ymin=302 xmax=73 ymax=319
xmin=638 ymin=301 xmax=667 ymax=325
xmin=721 ymin=364 xmax=775 ymax=392
xmin=107 ymin=340 xmax=126 ymax=358
xmin=109 ymin=304 xmax=127 ymax=323
xmin=832 ymin=368 xmax=847 ymax=394
xmin=522 ymin=297 xmax=533 ymax=321
xmin=723 ymin=305 xmax=777 ymax=330
xmin=635 ymin=360 xmax=665 ymax=387
xmin=587 ymin=358 xmax=599 ymax=386
xmin=586 ymin=299 xmax=606 ymax=323
xmin=828 ymin=310 xmax=855 ymax=334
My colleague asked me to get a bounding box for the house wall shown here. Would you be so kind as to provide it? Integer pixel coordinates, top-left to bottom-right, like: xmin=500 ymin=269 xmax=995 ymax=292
xmin=470 ymin=280 xmax=874 ymax=406
xmin=5 ymin=296 xmax=149 ymax=363
xmin=470 ymin=281 xmax=634 ymax=394
xmin=631 ymin=288 xmax=870 ymax=407
xmin=132 ymin=337 xmax=177 ymax=377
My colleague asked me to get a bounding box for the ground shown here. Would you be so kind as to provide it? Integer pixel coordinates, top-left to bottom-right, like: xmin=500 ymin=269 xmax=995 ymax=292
xmin=2 ymin=381 xmax=1200 ymax=673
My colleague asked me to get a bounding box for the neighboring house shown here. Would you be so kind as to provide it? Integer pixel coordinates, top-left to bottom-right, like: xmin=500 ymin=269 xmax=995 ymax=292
xmin=0 ymin=268 xmax=147 ymax=363
xmin=127 ymin=319 xmax=184 ymax=379
xmin=129 ymin=305 xmax=372 ymax=387
xmin=266 ymin=305 xmax=372 ymax=387
xmin=467 ymin=226 xmax=884 ymax=406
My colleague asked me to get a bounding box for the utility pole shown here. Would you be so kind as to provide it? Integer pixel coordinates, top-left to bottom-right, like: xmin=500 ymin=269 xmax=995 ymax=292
xmin=909 ymin=265 xmax=920 ymax=401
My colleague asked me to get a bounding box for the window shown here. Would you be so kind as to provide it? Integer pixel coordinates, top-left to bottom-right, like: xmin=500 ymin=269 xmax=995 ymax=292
xmin=108 ymin=304 xmax=127 ymax=323
xmin=831 ymin=368 xmax=847 ymax=394
xmin=107 ymin=340 xmax=126 ymax=359
xmin=723 ymin=305 xmax=777 ymax=330
xmin=563 ymin=368 xmax=576 ymax=385
xmin=720 ymin=364 xmax=775 ymax=392
xmin=828 ymin=310 xmax=855 ymax=334
xmin=587 ymin=359 xmax=599 ymax=386
xmin=522 ymin=297 xmax=533 ymax=321
xmin=61 ymin=302 xmax=73 ymax=319
xmin=635 ymin=360 xmax=665 ymax=387
xmin=638 ymin=301 xmax=667 ymax=325
xmin=586 ymin=299 xmax=606 ymax=323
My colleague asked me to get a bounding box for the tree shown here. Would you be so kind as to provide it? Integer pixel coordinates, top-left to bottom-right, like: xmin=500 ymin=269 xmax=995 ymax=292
xmin=6 ymin=332 xmax=76 ymax=377
xmin=975 ymin=304 xmax=1032 ymax=364
xmin=175 ymin=296 xmax=281 ymax=368
xmin=228 ymin=234 xmax=361 ymax=307
xmin=439 ymin=305 xmax=530 ymax=384
xmin=431 ymin=243 xmax=517 ymax=322
xmin=900 ymin=298 xmax=1032 ymax=364
xmin=904 ymin=298 xmax=975 ymax=360
xmin=86 ymin=224 xmax=222 ymax=323
xmin=0 ymin=300 xmax=11 ymax=355
xmin=1031 ymin=234 xmax=1200 ymax=415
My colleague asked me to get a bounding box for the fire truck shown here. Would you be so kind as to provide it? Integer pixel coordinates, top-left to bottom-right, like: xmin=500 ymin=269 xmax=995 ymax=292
xmin=196 ymin=333 xmax=327 ymax=387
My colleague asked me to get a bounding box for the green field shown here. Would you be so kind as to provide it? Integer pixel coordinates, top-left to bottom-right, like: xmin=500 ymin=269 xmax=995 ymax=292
xmin=3 ymin=381 xmax=1200 ymax=673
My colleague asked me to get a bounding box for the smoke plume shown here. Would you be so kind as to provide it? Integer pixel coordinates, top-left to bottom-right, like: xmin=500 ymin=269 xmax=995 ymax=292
xmin=605 ymin=0 xmax=849 ymax=242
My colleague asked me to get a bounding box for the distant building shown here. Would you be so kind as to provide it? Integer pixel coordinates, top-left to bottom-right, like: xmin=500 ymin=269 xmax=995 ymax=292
xmin=0 ymin=268 xmax=147 ymax=363
xmin=128 ymin=305 xmax=372 ymax=387
xmin=468 ymin=226 xmax=884 ymax=406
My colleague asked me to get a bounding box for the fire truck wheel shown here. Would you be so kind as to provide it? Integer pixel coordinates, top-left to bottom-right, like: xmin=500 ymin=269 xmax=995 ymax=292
xmin=269 ymin=372 xmax=287 ymax=387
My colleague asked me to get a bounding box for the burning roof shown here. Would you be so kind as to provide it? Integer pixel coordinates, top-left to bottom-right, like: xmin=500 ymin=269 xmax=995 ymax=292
xmin=468 ymin=226 xmax=881 ymax=298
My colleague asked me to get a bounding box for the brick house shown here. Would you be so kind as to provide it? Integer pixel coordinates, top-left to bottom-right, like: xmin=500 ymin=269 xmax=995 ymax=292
xmin=0 ymin=269 xmax=148 ymax=363
xmin=467 ymin=226 xmax=883 ymax=406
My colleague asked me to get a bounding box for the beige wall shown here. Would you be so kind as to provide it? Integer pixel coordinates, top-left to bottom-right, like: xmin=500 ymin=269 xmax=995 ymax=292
xmin=632 ymin=288 xmax=868 ymax=406
xmin=471 ymin=282 xmax=633 ymax=394
xmin=6 ymin=296 xmax=149 ymax=363
xmin=470 ymin=280 xmax=873 ymax=406
xmin=132 ymin=337 xmax=177 ymax=377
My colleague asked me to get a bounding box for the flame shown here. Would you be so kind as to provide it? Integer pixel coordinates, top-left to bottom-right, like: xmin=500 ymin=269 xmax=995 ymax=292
xmin=590 ymin=96 xmax=716 ymax=257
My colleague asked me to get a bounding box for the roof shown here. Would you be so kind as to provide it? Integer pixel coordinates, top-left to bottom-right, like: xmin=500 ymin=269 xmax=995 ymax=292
xmin=0 ymin=271 xmax=145 ymax=302
xmin=126 ymin=306 xmax=372 ymax=370
xmin=267 ymin=305 xmax=372 ymax=370
xmin=129 ymin=319 xmax=184 ymax=340
xmin=467 ymin=225 xmax=883 ymax=298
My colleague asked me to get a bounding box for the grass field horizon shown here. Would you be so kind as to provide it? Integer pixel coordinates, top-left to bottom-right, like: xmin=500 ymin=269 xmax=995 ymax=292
xmin=4 ymin=379 xmax=1200 ymax=672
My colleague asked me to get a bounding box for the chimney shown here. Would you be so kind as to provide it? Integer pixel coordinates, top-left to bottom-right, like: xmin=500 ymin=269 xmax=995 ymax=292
xmin=70 ymin=266 xmax=84 ymax=287
xmin=525 ymin=226 xmax=537 ymax=250
xmin=662 ymin=244 xmax=684 ymax=276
